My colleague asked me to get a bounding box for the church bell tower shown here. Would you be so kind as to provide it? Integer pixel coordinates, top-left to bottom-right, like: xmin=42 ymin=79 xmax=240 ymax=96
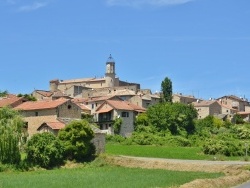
xmin=105 ymin=54 xmax=116 ymax=87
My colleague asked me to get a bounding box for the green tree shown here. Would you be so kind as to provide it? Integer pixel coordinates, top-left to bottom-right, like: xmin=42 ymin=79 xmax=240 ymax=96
xmin=17 ymin=93 xmax=37 ymax=101
xmin=161 ymin=77 xmax=172 ymax=103
xmin=233 ymin=114 xmax=244 ymax=124
xmin=146 ymin=103 xmax=197 ymax=135
xmin=0 ymin=90 xmax=8 ymax=97
xmin=58 ymin=120 xmax=95 ymax=162
xmin=113 ymin=117 xmax=122 ymax=134
xmin=135 ymin=113 xmax=150 ymax=129
xmin=26 ymin=133 xmax=65 ymax=169
xmin=0 ymin=107 xmax=25 ymax=164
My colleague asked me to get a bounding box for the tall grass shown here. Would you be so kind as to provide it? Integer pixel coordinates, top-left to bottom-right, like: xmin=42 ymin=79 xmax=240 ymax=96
xmin=105 ymin=143 xmax=244 ymax=161
xmin=0 ymin=165 xmax=223 ymax=188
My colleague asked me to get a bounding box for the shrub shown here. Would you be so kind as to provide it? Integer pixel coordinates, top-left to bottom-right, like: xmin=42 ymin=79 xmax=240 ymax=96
xmin=26 ymin=133 xmax=65 ymax=169
xmin=58 ymin=120 xmax=95 ymax=162
xmin=203 ymin=139 xmax=244 ymax=156
xmin=106 ymin=135 xmax=126 ymax=143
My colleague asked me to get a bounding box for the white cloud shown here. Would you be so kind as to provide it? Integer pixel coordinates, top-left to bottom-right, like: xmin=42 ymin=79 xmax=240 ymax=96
xmin=106 ymin=0 xmax=194 ymax=7
xmin=18 ymin=2 xmax=47 ymax=12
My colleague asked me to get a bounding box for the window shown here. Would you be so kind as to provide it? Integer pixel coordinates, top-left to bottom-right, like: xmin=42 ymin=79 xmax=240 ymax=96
xmin=67 ymin=105 xmax=72 ymax=109
xmin=92 ymin=104 xmax=94 ymax=109
xmin=35 ymin=112 xmax=38 ymax=116
xmin=121 ymin=112 xmax=129 ymax=117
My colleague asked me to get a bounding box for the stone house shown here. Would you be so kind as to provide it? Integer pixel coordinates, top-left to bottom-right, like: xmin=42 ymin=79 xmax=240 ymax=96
xmin=217 ymin=95 xmax=249 ymax=112
xmin=14 ymin=98 xmax=81 ymax=137
xmin=172 ymin=93 xmax=198 ymax=104
xmin=192 ymin=100 xmax=221 ymax=119
xmin=95 ymin=99 xmax=146 ymax=137
xmin=32 ymin=90 xmax=53 ymax=101
xmin=37 ymin=118 xmax=105 ymax=154
xmin=37 ymin=120 xmax=65 ymax=135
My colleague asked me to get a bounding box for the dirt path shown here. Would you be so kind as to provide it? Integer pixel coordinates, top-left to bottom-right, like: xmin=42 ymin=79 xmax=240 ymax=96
xmin=106 ymin=155 xmax=250 ymax=188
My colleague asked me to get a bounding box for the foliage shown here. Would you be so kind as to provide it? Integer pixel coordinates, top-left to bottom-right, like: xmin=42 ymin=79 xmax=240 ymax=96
xmin=146 ymin=102 xmax=197 ymax=135
xmin=58 ymin=120 xmax=95 ymax=162
xmin=203 ymin=139 xmax=244 ymax=156
xmin=0 ymin=107 xmax=25 ymax=164
xmin=81 ymin=113 xmax=94 ymax=123
xmin=113 ymin=117 xmax=122 ymax=134
xmin=231 ymin=124 xmax=250 ymax=139
xmin=26 ymin=133 xmax=64 ymax=169
xmin=17 ymin=93 xmax=37 ymax=101
xmin=160 ymin=77 xmax=172 ymax=103
xmin=0 ymin=90 xmax=8 ymax=97
xmin=233 ymin=114 xmax=245 ymax=124
xmin=106 ymin=134 xmax=126 ymax=143
xmin=134 ymin=113 xmax=150 ymax=130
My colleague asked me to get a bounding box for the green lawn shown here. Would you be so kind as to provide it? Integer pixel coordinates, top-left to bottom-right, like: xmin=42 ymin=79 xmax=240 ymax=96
xmin=0 ymin=166 xmax=223 ymax=188
xmin=105 ymin=143 xmax=244 ymax=161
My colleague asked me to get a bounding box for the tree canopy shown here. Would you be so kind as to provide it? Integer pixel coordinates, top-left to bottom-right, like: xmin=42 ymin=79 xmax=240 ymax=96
xmin=146 ymin=102 xmax=197 ymax=135
xmin=58 ymin=120 xmax=95 ymax=162
xmin=161 ymin=77 xmax=172 ymax=103
xmin=26 ymin=132 xmax=65 ymax=169
xmin=0 ymin=107 xmax=26 ymax=164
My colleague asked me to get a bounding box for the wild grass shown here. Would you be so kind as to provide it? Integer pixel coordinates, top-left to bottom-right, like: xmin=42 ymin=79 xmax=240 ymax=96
xmin=0 ymin=164 xmax=223 ymax=188
xmin=105 ymin=143 xmax=246 ymax=161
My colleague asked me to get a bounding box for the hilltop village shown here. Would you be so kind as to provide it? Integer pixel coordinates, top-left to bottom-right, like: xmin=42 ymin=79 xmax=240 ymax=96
xmin=1 ymin=55 xmax=250 ymax=140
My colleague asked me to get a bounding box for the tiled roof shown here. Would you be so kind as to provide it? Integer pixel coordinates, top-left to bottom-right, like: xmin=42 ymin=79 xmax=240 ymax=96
xmin=37 ymin=121 xmax=65 ymax=130
xmin=218 ymin=95 xmax=247 ymax=102
xmin=96 ymin=99 xmax=146 ymax=113
xmin=237 ymin=111 xmax=250 ymax=115
xmin=192 ymin=100 xmax=219 ymax=107
xmin=124 ymin=101 xmax=146 ymax=112
xmin=15 ymin=99 xmax=68 ymax=111
xmin=71 ymin=98 xmax=88 ymax=103
xmin=86 ymin=96 xmax=115 ymax=103
xmin=60 ymin=77 xmax=105 ymax=84
xmin=115 ymin=89 xmax=136 ymax=96
xmin=219 ymin=102 xmax=238 ymax=111
xmin=35 ymin=90 xmax=53 ymax=97
xmin=0 ymin=96 xmax=24 ymax=108
xmin=77 ymin=103 xmax=91 ymax=111
xmin=105 ymin=100 xmax=134 ymax=111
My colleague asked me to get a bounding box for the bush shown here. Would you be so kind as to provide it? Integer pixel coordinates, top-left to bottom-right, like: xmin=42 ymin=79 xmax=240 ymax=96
xmin=58 ymin=120 xmax=95 ymax=162
xmin=203 ymin=139 xmax=244 ymax=156
xmin=106 ymin=135 xmax=126 ymax=143
xmin=26 ymin=133 xmax=65 ymax=169
xmin=165 ymin=136 xmax=191 ymax=147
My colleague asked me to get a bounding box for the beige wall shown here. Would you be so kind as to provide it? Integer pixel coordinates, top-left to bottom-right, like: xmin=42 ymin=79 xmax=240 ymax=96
xmin=173 ymin=94 xmax=197 ymax=104
xmin=57 ymin=101 xmax=81 ymax=119
xmin=195 ymin=102 xmax=221 ymax=119
xmin=24 ymin=115 xmax=57 ymax=137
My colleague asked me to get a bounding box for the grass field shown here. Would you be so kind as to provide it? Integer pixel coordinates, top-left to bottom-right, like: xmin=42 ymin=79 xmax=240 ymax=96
xmin=0 ymin=165 xmax=223 ymax=188
xmin=105 ymin=143 xmax=244 ymax=161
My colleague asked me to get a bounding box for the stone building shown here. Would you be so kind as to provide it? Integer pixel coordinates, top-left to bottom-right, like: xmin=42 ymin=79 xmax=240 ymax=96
xmin=192 ymin=100 xmax=221 ymax=119
xmin=172 ymin=93 xmax=198 ymax=104
xmin=217 ymin=95 xmax=249 ymax=112
xmin=14 ymin=98 xmax=81 ymax=137
xmin=95 ymin=99 xmax=146 ymax=137
xmin=49 ymin=55 xmax=140 ymax=95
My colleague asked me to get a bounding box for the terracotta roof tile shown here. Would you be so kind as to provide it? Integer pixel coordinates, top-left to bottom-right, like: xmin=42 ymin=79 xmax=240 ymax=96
xmin=38 ymin=121 xmax=65 ymax=130
xmin=192 ymin=100 xmax=219 ymax=107
xmin=15 ymin=99 xmax=68 ymax=111
xmin=35 ymin=90 xmax=53 ymax=97
xmin=0 ymin=96 xmax=24 ymax=108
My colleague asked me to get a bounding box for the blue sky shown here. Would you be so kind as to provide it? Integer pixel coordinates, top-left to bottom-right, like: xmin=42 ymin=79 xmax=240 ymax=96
xmin=1 ymin=0 xmax=250 ymax=100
